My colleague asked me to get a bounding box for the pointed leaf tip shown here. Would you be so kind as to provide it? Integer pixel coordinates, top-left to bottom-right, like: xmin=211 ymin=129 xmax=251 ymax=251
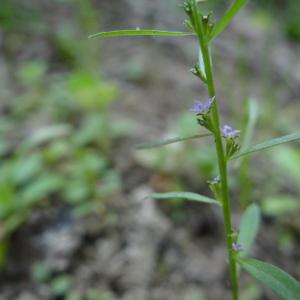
xmin=146 ymin=192 xmax=220 ymax=206
xmin=210 ymin=0 xmax=249 ymax=41
xmin=136 ymin=133 xmax=212 ymax=150
xmin=238 ymin=204 xmax=261 ymax=257
xmin=233 ymin=132 xmax=300 ymax=159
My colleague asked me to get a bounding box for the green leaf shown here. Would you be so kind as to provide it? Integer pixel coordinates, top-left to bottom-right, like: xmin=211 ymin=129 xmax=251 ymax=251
xmin=210 ymin=0 xmax=249 ymax=41
xmin=21 ymin=175 xmax=64 ymax=205
xmin=238 ymin=204 xmax=261 ymax=257
xmin=241 ymin=99 xmax=259 ymax=152
xmin=136 ymin=133 xmax=212 ymax=150
xmin=146 ymin=192 xmax=220 ymax=206
xmin=0 ymin=184 xmax=15 ymax=219
xmin=232 ymin=132 xmax=300 ymax=159
xmin=272 ymin=147 xmax=300 ymax=180
xmin=183 ymin=289 xmax=205 ymax=300
xmin=13 ymin=154 xmax=43 ymax=184
xmin=240 ymin=283 xmax=262 ymax=300
xmin=0 ymin=240 xmax=8 ymax=269
xmin=67 ymin=71 xmax=118 ymax=110
xmin=20 ymin=125 xmax=72 ymax=151
xmin=261 ymin=195 xmax=300 ymax=217
xmin=31 ymin=262 xmax=51 ymax=283
xmin=4 ymin=213 xmax=27 ymax=235
xmin=89 ymin=29 xmax=194 ymax=39
xmin=238 ymin=257 xmax=300 ymax=300
xmin=51 ymin=275 xmax=72 ymax=297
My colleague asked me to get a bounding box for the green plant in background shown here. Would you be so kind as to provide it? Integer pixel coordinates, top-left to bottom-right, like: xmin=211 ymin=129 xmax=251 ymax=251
xmin=285 ymin=2 xmax=300 ymax=40
xmin=90 ymin=0 xmax=300 ymax=299
xmin=66 ymin=289 xmax=114 ymax=300
xmin=238 ymin=99 xmax=259 ymax=207
xmin=0 ymin=68 xmax=122 ymax=267
xmin=0 ymin=78 xmax=122 ymax=267
xmin=255 ymin=0 xmax=300 ymax=41
xmin=0 ymin=0 xmax=126 ymax=270
xmin=31 ymin=262 xmax=115 ymax=300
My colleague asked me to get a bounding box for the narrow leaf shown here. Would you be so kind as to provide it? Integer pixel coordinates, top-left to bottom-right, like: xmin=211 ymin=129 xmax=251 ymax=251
xmin=261 ymin=195 xmax=300 ymax=217
xmin=0 ymin=240 xmax=8 ymax=269
xmin=136 ymin=133 xmax=212 ymax=150
xmin=198 ymin=48 xmax=206 ymax=77
xmin=146 ymin=192 xmax=220 ymax=206
xmin=210 ymin=0 xmax=249 ymax=40
xmin=238 ymin=204 xmax=261 ymax=257
xmin=241 ymin=99 xmax=259 ymax=151
xmin=233 ymin=132 xmax=300 ymax=159
xmin=20 ymin=125 xmax=71 ymax=151
xmin=238 ymin=257 xmax=300 ymax=300
xmin=89 ymin=29 xmax=194 ymax=39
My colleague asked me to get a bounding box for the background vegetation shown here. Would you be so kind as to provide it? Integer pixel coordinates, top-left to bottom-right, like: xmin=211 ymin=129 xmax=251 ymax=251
xmin=0 ymin=0 xmax=300 ymax=299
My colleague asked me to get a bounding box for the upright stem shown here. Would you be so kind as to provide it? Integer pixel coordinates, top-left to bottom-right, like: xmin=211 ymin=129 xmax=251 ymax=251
xmin=202 ymin=43 xmax=239 ymax=300
xmin=192 ymin=4 xmax=239 ymax=299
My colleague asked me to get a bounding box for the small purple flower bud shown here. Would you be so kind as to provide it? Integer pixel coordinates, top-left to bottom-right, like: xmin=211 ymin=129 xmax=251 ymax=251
xmin=190 ymin=97 xmax=215 ymax=114
xmin=232 ymin=243 xmax=244 ymax=252
xmin=221 ymin=125 xmax=240 ymax=139
xmin=212 ymin=175 xmax=221 ymax=184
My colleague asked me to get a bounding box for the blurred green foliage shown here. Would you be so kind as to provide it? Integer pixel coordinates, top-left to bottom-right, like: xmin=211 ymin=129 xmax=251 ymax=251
xmin=202 ymin=0 xmax=300 ymax=41
xmin=66 ymin=289 xmax=114 ymax=300
xmin=31 ymin=261 xmax=115 ymax=300
xmin=254 ymin=0 xmax=300 ymax=41
xmin=0 ymin=0 xmax=299 ymax=298
xmin=0 ymin=0 xmax=125 ymax=268
xmin=0 ymin=0 xmax=40 ymax=31
xmin=135 ymin=112 xmax=217 ymax=179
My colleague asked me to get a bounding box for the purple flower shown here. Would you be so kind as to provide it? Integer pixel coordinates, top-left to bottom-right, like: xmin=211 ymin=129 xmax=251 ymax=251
xmin=190 ymin=97 xmax=215 ymax=114
xmin=212 ymin=175 xmax=221 ymax=184
xmin=232 ymin=243 xmax=244 ymax=252
xmin=221 ymin=125 xmax=240 ymax=139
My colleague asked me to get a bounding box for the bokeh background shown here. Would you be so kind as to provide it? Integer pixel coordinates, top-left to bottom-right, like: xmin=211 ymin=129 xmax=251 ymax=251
xmin=0 ymin=0 xmax=300 ymax=299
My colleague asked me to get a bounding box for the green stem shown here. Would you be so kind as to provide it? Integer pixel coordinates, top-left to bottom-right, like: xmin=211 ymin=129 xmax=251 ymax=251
xmin=204 ymin=44 xmax=239 ymax=300
xmin=191 ymin=3 xmax=239 ymax=299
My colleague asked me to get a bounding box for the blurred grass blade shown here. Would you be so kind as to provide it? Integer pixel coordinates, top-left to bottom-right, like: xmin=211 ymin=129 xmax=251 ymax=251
xmin=146 ymin=192 xmax=220 ymax=206
xmin=261 ymin=195 xmax=300 ymax=217
xmin=136 ymin=133 xmax=212 ymax=150
xmin=233 ymin=132 xmax=300 ymax=159
xmin=238 ymin=257 xmax=300 ymax=300
xmin=238 ymin=204 xmax=261 ymax=257
xmin=210 ymin=0 xmax=249 ymax=41
xmin=0 ymin=240 xmax=8 ymax=269
xmin=20 ymin=125 xmax=72 ymax=151
xmin=89 ymin=29 xmax=194 ymax=39
xmin=241 ymin=99 xmax=259 ymax=151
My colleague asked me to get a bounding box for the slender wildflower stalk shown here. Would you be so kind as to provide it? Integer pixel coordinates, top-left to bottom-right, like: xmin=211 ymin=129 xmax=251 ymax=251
xmin=90 ymin=0 xmax=300 ymax=299
xmin=186 ymin=2 xmax=239 ymax=298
